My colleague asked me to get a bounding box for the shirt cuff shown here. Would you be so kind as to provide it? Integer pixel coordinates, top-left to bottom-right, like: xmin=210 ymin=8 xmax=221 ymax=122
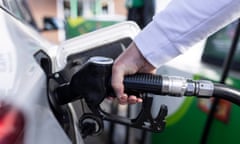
xmin=134 ymin=21 xmax=181 ymax=68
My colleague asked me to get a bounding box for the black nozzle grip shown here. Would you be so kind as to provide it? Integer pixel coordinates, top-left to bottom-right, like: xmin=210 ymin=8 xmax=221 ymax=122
xmin=123 ymin=73 xmax=163 ymax=95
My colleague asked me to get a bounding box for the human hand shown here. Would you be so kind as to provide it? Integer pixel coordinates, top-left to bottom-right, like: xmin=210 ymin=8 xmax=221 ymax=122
xmin=111 ymin=42 xmax=156 ymax=104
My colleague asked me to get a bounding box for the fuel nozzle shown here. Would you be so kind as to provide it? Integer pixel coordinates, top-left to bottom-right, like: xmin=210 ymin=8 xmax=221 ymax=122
xmin=54 ymin=56 xmax=215 ymax=106
xmin=123 ymin=74 xmax=214 ymax=98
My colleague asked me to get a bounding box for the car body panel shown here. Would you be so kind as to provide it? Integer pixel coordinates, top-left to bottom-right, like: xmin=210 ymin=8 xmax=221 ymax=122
xmin=0 ymin=7 xmax=71 ymax=144
xmin=0 ymin=1 xmax=141 ymax=143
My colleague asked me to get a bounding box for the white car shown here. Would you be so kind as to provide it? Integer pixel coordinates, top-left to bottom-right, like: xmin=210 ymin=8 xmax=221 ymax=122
xmin=0 ymin=1 xmax=140 ymax=144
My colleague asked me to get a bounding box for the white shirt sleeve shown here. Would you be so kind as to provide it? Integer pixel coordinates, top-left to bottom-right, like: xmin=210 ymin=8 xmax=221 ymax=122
xmin=134 ymin=0 xmax=240 ymax=68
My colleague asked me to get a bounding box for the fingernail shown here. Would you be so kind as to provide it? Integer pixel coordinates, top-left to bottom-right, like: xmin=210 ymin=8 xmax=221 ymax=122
xmin=120 ymin=94 xmax=127 ymax=100
xmin=137 ymin=99 xmax=143 ymax=103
